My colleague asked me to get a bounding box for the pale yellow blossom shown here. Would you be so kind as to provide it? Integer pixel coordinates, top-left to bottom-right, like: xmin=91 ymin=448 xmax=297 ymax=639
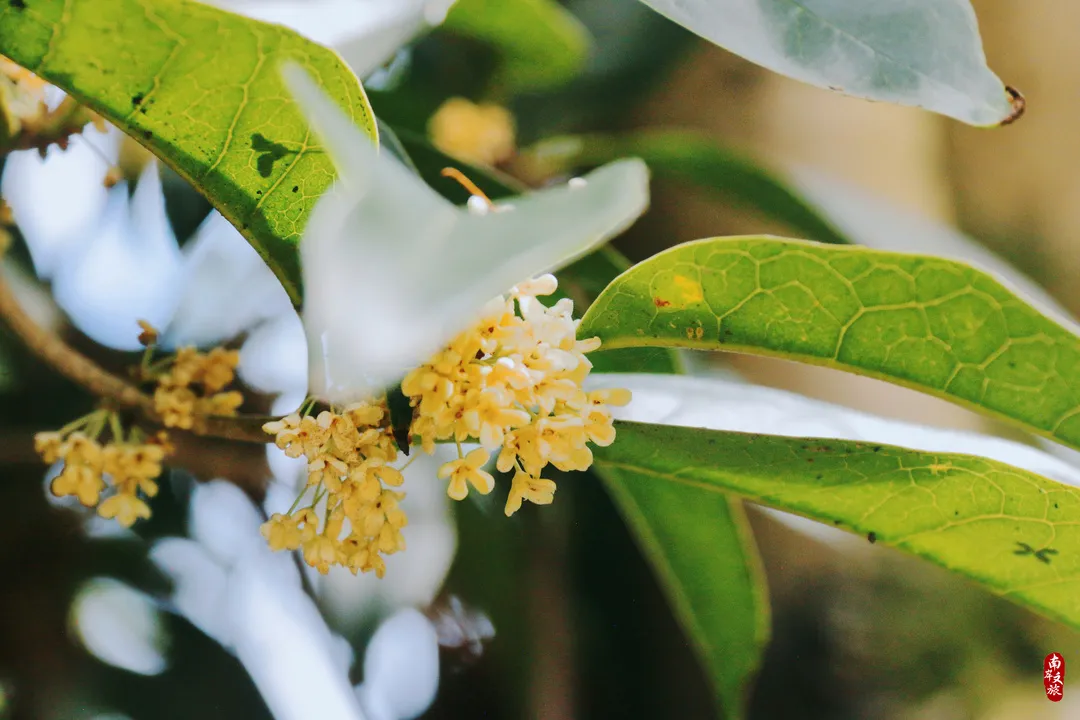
xmin=428 ymin=97 xmax=516 ymax=166
xmin=438 ymin=448 xmax=496 ymax=501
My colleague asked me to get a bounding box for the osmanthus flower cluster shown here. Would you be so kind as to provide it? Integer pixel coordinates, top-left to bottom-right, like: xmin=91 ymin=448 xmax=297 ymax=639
xmin=34 ymin=413 xmax=168 ymax=528
xmin=262 ymin=401 xmax=408 ymax=577
xmin=251 ymin=67 xmax=650 ymax=577
xmin=406 ymin=275 xmax=632 ymax=515
xmin=151 ymin=345 xmax=245 ymax=430
xmin=32 ymin=326 xmax=246 ymax=525
xmin=262 ymin=273 xmax=632 ymax=576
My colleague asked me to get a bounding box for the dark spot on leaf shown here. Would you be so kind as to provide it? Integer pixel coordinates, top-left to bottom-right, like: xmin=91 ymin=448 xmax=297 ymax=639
xmin=292 ymin=185 xmax=299 ymax=193
xmin=251 ymin=133 xmax=295 ymax=178
xmin=131 ymin=92 xmax=144 ymax=106
xmin=867 ymin=532 xmax=877 ymax=544
xmin=9 ymin=0 xmax=26 ymax=9
xmin=872 ymin=446 xmax=882 ymax=452
xmin=805 ymin=458 xmax=813 ymax=463
xmin=653 ymin=297 xmax=671 ymax=308
xmin=1055 ymin=503 xmax=1059 ymax=509
xmin=954 ymin=510 xmax=959 ymax=515
xmin=256 ymin=190 xmax=262 ymax=195
xmin=815 ymin=474 xmax=823 ymax=480
xmin=142 ymin=130 xmax=152 ymax=140
xmin=833 ymin=519 xmax=841 ymax=525
xmin=1014 ymin=542 xmax=1034 ymax=555
xmin=1035 ymin=548 xmax=1059 ymax=564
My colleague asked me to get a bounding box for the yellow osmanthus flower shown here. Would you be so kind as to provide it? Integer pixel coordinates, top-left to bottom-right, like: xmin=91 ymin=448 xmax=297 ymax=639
xmin=34 ymin=414 xmax=168 ymax=528
xmin=428 ymin=97 xmax=516 ymax=167
xmin=437 ymin=447 xmax=495 ymax=501
xmin=403 ymin=274 xmax=630 ymax=517
xmin=262 ymin=400 xmax=409 ymax=578
xmin=150 ymin=345 xmax=243 ymax=430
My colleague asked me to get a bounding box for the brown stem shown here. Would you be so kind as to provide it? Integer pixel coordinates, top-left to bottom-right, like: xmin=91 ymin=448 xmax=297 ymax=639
xmin=0 ymin=266 xmax=276 ymax=444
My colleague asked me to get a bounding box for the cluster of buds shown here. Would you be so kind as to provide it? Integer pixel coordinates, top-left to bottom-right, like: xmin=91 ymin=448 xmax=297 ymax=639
xmin=34 ymin=412 xmax=168 ymax=527
xmin=262 ymin=402 xmax=408 ymax=577
xmin=404 ymin=274 xmax=630 ymax=516
xmin=149 ymin=344 xmax=244 ymax=430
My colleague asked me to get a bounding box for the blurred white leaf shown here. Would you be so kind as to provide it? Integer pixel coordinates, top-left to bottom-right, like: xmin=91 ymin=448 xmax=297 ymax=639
xmin=238 ymin=310 xmax=308 ymax=396
xmin=637 ymin=0 xmax=1017 ymax=126
xmin=355 ymin=609 xmax=440 ymax=720
xmin=188 ymin=479 xmax=278 ymax=568
xmin=70 ymin=578 xmax=167 ymax=676
xmin=211 ymin=0 xmax=456 ymax=78
xmin=285 ymin=66 xmax=650 ymax=403
xmin=1 ymin=126 xmax=119 ymax=279
xmin=588 ymin=372 xmax=1080 ymax=488
xmin=151 ymin=538 xmax=233 ymax=645
xmin=153 ymin=481 xmax=367 ymax=720
xmin=51 ymin=161 xmax=184 ymax=351
xmin=227 ymin=559 xmax=367 ymax=720
xmin=163 ymin=211 xmax=293 ymax=349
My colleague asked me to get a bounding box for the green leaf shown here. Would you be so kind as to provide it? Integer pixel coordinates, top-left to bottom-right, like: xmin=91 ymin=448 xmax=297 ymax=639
xmin=596 ymin=420 xmax=1080 ymax=630
xmin=0 ymin=0 xmax=377 ymax=304
xmin=525 ymin=131 xmax=853 ymax=246
xmin=599 ymin=453 xmax=769 ymax=718
xmin=636 ymin=0 xmax=1023 ymax=127
xmin=581 ymin=236 xmax=1080 ymax=453
xmin=443 ymin=0 xmax=591 ymax=93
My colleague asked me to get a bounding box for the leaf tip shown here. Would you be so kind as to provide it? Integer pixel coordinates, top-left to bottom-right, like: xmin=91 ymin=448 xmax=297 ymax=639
xmin=998 ymin=86 xmax=1026 ymax=127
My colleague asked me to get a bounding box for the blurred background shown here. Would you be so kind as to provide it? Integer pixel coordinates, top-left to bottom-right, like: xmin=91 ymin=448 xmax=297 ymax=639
xmin=2 ymin=0 xmax=1080 ymax=718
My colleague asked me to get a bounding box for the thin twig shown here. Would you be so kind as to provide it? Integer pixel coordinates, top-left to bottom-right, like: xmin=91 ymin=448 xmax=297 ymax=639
xmin=0 ymin=266 xmax=277 ymax=444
